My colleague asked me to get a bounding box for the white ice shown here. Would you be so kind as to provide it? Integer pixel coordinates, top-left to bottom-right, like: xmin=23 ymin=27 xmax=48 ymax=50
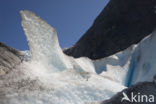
xmin=0 ymin=10 xmax=126 ymax=104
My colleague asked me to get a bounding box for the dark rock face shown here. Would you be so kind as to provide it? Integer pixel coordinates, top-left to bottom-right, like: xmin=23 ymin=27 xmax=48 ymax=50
xmin=0 ymin=42 xmax=23 ymax=75
xmin=91 ymin=82 xmax=156 ymax=104
xmin=64 ymin=0 xmax=156 ymax=59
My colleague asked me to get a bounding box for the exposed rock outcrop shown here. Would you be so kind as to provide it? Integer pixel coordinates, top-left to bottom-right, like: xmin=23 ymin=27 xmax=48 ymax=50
xmin=90 ymin=82 xmax=156 ymax=104
xmin=64 ymin=0 xmax=156 ymax=59
xmin=0 ymin=42 xmax=23 ymax=75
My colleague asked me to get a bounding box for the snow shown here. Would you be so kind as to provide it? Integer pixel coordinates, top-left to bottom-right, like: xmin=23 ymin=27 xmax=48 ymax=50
xmin=1 ymin=10 xmax=156 ymax=104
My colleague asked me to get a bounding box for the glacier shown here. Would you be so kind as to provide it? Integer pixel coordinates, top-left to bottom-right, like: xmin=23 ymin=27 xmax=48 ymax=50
xmin=0 ymin=10 xmax=156 ymax=104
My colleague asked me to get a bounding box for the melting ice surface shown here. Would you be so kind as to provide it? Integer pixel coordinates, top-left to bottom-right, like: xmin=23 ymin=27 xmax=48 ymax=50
xmin=1 ymin=10 xmax=156 ymax=104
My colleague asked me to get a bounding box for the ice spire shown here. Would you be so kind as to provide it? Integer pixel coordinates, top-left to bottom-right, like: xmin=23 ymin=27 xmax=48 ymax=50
xmin=20 ymin=10 xmax=71 ymax=72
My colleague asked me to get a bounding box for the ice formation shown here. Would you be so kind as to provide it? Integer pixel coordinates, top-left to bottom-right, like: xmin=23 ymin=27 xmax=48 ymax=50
xmin=0 ymin=10 xmax=125 ymax=104
xmin=129 ymin=31 xmax=156 ymax=84
xmin=1 ymin=10 xmax=156 ymax=104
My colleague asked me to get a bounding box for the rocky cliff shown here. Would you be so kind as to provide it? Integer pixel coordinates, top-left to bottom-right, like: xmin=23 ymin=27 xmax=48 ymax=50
xmin=64 ymin=0 xmax=156 ymax=59
xmin=0 ymin=42 xmax=23 ymax=75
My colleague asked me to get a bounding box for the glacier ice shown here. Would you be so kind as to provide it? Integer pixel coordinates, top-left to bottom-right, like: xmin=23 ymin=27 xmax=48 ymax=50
xmin=129 ymin=31 xmax=156 ymax=84
xmin=94 ymin=30 xmax=156 ymax=86
xmin=1 ymin=10 xmax=156 ymax=104
xmin=21 ymin=10 xmax=72 ymax=72
xmin=0 ymin=10 xmax=126 ymax=104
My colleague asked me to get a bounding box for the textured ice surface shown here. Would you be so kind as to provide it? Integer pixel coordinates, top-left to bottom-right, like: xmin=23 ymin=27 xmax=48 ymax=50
xmin=94 ymin=30 xmax=156 ymax=86
xmin=21 ymin=10 xmax=73 ymax=72
xmin=0 ymin=10 xmax=126 ymax=104
xmin=93 ymin=45 xmax=136 ymax=85
xmin=130 ymin=31 xmax=156 ymax=84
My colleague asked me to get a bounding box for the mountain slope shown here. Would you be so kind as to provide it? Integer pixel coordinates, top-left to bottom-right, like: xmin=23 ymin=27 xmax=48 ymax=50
xmin=64 ymin=0 xmax=156 ymax=59
xmin=0 ymin=42 xmax=23 ymax=75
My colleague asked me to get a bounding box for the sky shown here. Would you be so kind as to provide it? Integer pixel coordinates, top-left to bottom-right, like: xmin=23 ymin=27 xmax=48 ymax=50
xmin=0 ymin=0 xmax=109 ymax=51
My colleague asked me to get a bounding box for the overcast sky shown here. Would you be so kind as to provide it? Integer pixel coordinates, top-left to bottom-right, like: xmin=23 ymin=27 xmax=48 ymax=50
xmin=0 ymin=0 xmax=109 ymax=50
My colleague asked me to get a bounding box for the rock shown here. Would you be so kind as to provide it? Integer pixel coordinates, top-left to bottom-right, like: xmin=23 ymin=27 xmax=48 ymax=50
xmin=64 ymin=0 xmax=156 ymax=59
xmin=90 ymin=82 xmax=156 ymax=104
xmin=153 ymin=74 xmax=156 ymax=83
xmin=0 ymin=42 xmax=24 ymax=75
